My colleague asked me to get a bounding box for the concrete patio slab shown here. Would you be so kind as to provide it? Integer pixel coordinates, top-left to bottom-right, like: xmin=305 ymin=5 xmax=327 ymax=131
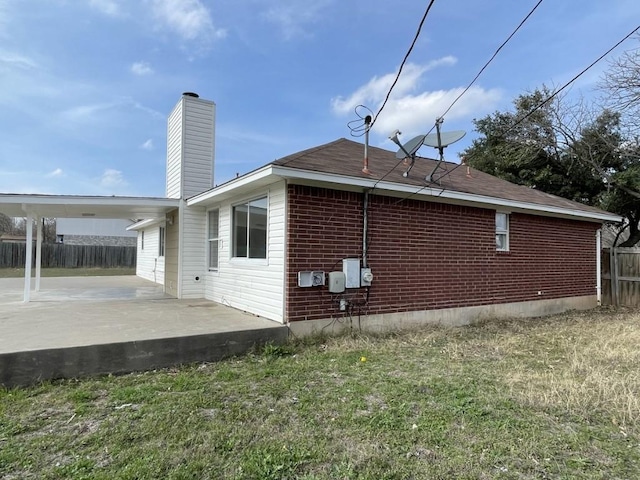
xmin=0 ymin=275 xmax=288 ymax=387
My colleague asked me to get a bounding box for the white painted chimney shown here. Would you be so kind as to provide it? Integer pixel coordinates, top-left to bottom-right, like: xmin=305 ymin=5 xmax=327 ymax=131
xmin=165 ymin=92 xmax=216 ymax=199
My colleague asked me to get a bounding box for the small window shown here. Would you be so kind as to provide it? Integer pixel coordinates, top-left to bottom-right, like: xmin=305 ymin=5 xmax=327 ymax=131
xmin=496 ymin=212 xmax=509 ymax=251
xmin=141 ymin=231 xmax=145 ymax=250
xmin=208 ymin=209 xmax=220 ymax=270
xmin=159 ymin=227 xmax=165 ymax=257
xmin=233 ymin=196 xmax=268 ymax=259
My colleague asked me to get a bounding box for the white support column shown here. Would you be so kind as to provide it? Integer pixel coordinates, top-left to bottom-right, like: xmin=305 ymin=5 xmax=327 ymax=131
xmin=596 ymin=228 xmax=602 ymax=305
xmin=24 ymin=213 xmax=33 ymax=303
xmin=35 ymin=217 xmax=43 ymax=292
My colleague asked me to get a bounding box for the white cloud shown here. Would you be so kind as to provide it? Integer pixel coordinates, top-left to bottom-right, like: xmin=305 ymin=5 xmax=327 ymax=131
xmin=89 ymin=0 xmax=122 ymax=17
xmin=46 ymin=168 xmax=64 ymax=177
xmin=59 ymin=102 xmax=118 ymax=122
xmin=331 ymin=58 xmax=502 ymax=139
xmin=149 ymin=0 xmax=226 ymax=42
xmin=57 ymin=97 xmax=164 ymax=124
xmin=369 ymin=86 xmax=502 ymax=138
xmin=140 ymin=139 xmax=154 ymax=150
xmin=100 ymin=169 xmax=127 ymax=188
xmin=131 ymin=61 xmax=153 ymax=76
xmin=331 ymin=58 xmax=457 ymax=115
xmin=264 ymin=0 xmax=333 ymax=40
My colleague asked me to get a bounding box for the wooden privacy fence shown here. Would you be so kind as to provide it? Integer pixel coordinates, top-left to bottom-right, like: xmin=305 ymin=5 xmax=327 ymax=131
xmin=601 ymin=247 xmax=640 ymax=307
xmin=0 ymin=243 xmax=136 ymax=268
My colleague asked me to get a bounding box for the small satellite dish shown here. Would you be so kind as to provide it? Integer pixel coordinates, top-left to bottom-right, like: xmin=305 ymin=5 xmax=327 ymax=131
xmin=395 ymin=135 xmax=426 ymax=159
xmin=390 ymin=121 xmax=466 ymax=181
xmin=423 ymin=130 xmax=466 ymax=148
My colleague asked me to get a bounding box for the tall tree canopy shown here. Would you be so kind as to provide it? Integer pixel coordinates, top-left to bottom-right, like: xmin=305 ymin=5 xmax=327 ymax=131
xmin=462 ymin=87 xmax=640 ymax=246
xmin=600 ymin=35 xmax=640 ymax=133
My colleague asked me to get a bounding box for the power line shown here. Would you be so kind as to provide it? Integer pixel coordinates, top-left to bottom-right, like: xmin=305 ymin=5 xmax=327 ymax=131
xmin=439 ymin=0 xmax=544 ymax=120
xmin=392 ymin=23 xmax=640 ymax=204
xmin=503 ymin=24 xmax=640 ymax=137
xmin=370 ymin=0 xmax=437 ymax=130
xmin=372 ymin=0 xmax=543 ymax=194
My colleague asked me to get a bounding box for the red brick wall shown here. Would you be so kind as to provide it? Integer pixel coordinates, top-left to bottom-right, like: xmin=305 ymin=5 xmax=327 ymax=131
xmin=285 ymin=184 xmax=598 ymax=322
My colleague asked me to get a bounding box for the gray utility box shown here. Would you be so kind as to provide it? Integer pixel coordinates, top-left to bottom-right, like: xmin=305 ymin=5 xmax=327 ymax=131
xmin=328 ymin=271 xmax=346 ymax=293
xmin=343 ymin=258 xmax=361 ymax=288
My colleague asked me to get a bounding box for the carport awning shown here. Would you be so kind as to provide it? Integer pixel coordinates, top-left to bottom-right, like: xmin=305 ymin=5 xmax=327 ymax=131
xmin=0 ymin=193 xmax=180 ymax=303
xmin=0 ymin=194 xmax=179 ymax=219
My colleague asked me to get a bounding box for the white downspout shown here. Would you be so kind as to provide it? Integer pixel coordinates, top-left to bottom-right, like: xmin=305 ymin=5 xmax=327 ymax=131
xmin=35 ymin=217 xmax=43 ymax=292
xmin=23 ymin=212 xmax=33 ymax=303
xmin=596 ymin=228 xmax=602 ymax=305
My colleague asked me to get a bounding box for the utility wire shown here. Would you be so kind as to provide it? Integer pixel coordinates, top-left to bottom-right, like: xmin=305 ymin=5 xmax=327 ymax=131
xmin=439 ymin=0 xmax=544 ymax=120
xmin=371 ymin=0 xmax=542 ymax=193
xmin=370 ymin=0 xmax=437 ymax=130
xmin=394 ymin=22 xmax=640 ymax=204
xmin=502 ymin=24 xmax=640 ymax=137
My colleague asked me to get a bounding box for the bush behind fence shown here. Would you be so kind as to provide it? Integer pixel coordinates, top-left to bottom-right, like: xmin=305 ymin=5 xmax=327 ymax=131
xmin=0 ymin=243 xmax=136 ymax=268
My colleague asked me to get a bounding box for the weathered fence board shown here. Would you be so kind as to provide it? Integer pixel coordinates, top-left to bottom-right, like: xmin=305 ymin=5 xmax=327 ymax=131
xmin=601 ymin=247 xmax=640 ymax=307
xmin=0 ymin=243 xmax=136 ymax=268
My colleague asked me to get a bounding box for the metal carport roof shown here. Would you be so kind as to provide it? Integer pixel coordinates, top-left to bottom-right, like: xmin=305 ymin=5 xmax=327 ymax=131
xmin=0 ymin=193 xmax=180 ymax=302
xmin=0 ymin=194 xmax=179 ymax=219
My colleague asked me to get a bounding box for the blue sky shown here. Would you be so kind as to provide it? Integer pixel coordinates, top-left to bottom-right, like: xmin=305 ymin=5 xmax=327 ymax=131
xmin=1 ymin=0 xmax=639 ymax=197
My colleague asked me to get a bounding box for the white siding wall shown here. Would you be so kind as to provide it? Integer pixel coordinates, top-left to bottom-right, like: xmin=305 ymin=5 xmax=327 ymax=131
xmin=180 ymin=204 xmax=206 ymax=298
xmin=182 ymin=99 xmax=215 ymax=198
xmin=166 ymin=101 xmax=183 ymax=199
xmin=165 ymin=95 xmax=215 ymax=200
xmin=203 ymin=181 xmax=286 ymax=322
xmin=135 ymin=227 xmax=165 ymax=285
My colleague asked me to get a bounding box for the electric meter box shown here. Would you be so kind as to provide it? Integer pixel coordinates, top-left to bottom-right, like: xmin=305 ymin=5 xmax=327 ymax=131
xmin=298 ymin=271 xmax=325 ymax=287
xmin=361 ymin=268 xmax=373 ymax=287
xmin=328 ymin=271 xmax=346 ymax=293
xmin=343 ymin=258 xmax=361 ymax=288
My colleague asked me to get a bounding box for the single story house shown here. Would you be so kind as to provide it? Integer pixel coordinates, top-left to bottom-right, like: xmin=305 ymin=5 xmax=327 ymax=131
xmin=55 ymin=218 xmax=137 ymax=246
xmin=125 ymin=93 xmax=621 ymax=335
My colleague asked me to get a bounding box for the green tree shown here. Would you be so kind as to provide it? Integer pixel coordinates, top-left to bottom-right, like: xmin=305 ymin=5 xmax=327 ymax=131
xmin=0 ymin=212 xmax=11 ymax=235
xmin=463 ymin=88 xmax=640 ymax=246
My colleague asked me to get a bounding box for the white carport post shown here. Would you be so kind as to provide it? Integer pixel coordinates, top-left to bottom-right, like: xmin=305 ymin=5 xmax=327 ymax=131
xmin=35 ymin=217 xmax=42 ymax=292
xmin=23 ymin=212 xmax=33 ymax=303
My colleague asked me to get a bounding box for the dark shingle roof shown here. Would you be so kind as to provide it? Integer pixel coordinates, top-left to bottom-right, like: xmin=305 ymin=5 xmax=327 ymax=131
xmin=272 ymin=138 xmax=613 ymax=217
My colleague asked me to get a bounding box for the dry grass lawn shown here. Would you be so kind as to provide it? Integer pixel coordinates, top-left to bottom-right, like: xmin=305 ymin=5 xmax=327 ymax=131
xmin=1 ymin=307 xmax=640 ymax=478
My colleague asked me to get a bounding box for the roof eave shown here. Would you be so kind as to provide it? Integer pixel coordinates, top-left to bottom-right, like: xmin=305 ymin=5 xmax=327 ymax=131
xmin=187 ymin=165 xmax=275 ymax=206
xmin=189 ymin=165 xmax=623 ymax=223
xmin=126 ymin=218 xmax=164 ymax=231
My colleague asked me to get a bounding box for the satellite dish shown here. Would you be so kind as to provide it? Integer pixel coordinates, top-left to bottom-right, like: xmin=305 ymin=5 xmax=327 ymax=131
xmin=395 ymin=135 xmax=426 ymax=159
xmin=423 ymin=130 xmax=466 ymax=148
xmin=389 ymin=122 xmax=466 ymax=181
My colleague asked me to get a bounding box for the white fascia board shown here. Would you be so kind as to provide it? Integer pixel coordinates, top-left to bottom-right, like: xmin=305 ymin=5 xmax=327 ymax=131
xmin=437 ymin=190 xmax=622 ymax=223
xmin=0 ymin=194 xmax=178 ymax=207
xmin=187 ymin=165 xmax=274 ymax=206
xmin=270 ymin=166 xmax=622 ymax=223
xmin=187 ymin=165 xmax=623 ymax=223
xmin=126 ymin=218 xmax=164 ymax=231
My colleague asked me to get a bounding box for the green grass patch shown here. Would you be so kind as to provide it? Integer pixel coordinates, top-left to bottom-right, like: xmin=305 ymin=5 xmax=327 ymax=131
xmin=2 ymin=308 xmax=640 ymax=478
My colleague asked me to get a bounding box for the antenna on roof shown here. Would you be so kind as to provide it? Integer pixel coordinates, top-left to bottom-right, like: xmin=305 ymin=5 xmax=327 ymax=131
xmin=362 ymin=114 xmax=372 ymax=174
xmin=390 ymin=119 xmax=465 ymax=182
xmin=424 ymin=118 xmax=465 ymax=183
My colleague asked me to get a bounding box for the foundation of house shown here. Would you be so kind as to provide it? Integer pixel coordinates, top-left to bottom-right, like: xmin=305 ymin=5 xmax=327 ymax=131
xmin=286 ymin=295 xmax=597 ymax=337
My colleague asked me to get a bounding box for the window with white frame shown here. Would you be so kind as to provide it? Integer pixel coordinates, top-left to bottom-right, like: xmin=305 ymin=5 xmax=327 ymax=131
xmin=141 ymin=231 xmax=145 ymax=250
xmin=159 ymin=227 xmax=165 ymax=257
xmin=233 ymin=196 xmax=268 ymax=259
xmin=496 ymin=212 xmax=509 ymax=251
xmin=208 ymin=209 xmax=220 ymax=270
